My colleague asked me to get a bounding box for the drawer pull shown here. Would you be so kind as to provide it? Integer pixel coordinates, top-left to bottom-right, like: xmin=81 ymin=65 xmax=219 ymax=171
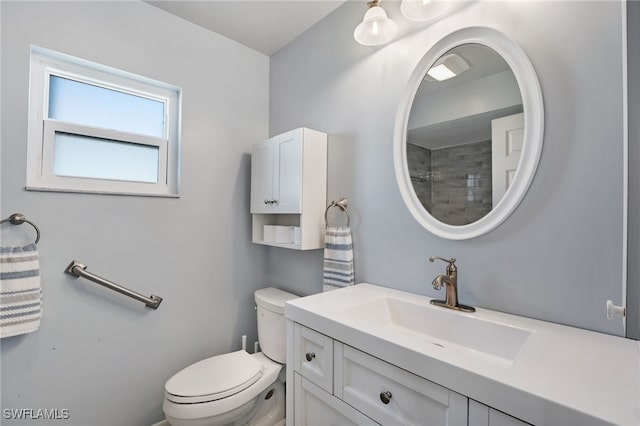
xmin=379 ymin=391 xmax=392 ymax=404
xmin=305 ymin=352 xmax=316 ymax=362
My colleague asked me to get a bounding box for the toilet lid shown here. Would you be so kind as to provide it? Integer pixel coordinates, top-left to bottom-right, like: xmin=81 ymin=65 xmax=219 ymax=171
xmin=165 ymin=350 xmax=263 ymax=403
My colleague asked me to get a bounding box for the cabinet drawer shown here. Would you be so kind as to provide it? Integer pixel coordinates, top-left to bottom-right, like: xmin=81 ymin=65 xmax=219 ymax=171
xmin=469 ymin=400 xmax=532 ymax=426
xmin=294 ymin=324 xmax=333 ymax=393
xmin=334 ymin=343 xmax=467 ymax=426
xmin=294 ymin=373 xmax=379 ymax=426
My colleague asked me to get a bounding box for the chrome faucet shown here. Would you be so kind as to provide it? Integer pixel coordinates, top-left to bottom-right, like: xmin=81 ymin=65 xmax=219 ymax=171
xmin=429 ymin=256 xmax=475 ymax=313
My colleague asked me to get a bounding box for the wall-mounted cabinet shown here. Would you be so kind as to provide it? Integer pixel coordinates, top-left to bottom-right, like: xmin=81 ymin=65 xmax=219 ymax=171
xmin=250 ymin=128 xmax=327 ymax=250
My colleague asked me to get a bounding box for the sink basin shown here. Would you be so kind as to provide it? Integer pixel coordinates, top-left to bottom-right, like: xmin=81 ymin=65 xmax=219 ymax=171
xmin=342 ymin=297 xmax=532 ymax=366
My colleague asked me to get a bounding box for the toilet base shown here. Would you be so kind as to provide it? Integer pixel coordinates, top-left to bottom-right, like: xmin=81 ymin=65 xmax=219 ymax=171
xmin=234 ymin=380 xmax=285 ymax=426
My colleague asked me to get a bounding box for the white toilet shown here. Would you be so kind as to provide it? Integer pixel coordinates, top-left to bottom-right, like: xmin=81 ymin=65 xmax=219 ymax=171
xmin=163 ymin=287 xmax=299 ymax=426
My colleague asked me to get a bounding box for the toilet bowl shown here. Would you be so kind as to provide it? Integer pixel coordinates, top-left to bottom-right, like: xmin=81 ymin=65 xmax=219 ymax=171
xmin=162 ymin=288 xmax=298 ymax=426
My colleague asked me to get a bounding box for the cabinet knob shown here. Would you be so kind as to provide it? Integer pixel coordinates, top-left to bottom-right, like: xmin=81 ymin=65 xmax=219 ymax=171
xmin=264 ymin=199 xmax=270 ymax=205
xmin=305 ymin=352 xmax=315 ymax=362
xmin=379 ymin=391 xmax=392 ymax=405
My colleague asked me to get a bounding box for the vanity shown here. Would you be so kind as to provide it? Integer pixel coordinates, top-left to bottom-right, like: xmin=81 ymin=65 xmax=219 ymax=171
xmin=284 ymin=284 xmax=639 ymax=426
xmin=281 ymin=25 xmax=637 ymax=426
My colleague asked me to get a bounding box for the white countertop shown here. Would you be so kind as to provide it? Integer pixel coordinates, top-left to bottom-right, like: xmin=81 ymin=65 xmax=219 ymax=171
xmin=285 ymin=283 xmax=640 ymax=425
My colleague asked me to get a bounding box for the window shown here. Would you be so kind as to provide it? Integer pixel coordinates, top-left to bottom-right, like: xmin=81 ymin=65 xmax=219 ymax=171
xmin=27 ymin=46 xmax=181 ymax=196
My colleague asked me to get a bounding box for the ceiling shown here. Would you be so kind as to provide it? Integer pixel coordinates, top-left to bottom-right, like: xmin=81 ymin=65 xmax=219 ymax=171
xmin=145 ymin=1 xmax=346 ymax=56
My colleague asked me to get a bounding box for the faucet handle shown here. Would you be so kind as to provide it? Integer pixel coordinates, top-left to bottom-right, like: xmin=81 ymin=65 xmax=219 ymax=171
xmin=429 ymin=256 xmax=457 ymax=272
xmin=429 ymin=256 xmax=456 ymax=265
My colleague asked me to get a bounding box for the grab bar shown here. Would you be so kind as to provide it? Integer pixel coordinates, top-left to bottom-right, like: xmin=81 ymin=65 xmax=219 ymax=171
xmin=64 ymin=260 xmax=162 ymax=309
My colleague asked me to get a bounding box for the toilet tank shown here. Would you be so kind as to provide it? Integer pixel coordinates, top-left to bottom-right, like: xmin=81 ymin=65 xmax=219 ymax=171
xmin=255 ymin=287 xmax=299 ymax=364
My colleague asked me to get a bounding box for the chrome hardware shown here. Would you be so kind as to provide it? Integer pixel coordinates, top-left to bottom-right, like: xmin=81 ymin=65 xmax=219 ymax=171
xmin=606 ymin=300 xmax=626 ymax=319
xmin=64 ymin=260 xmax=162 ymax=309
xmin=325 ymin=198 xmax=350 ymax=228
xmin=379 ymin=391 xmax=392 ymax=404
xmin=264 ymin=199 xmax=269 ymax=205
xmin=0 ymin=213 xmax=41 ymax=245
xmin=263 ymin=199 xmax=278 ymax=205
xmin=428 ymin=256 xmax=475 ymax=313
xmin=305 ymin=352 xmax=316 ymax=362
xmin=429 ymin=256 xmax=456 ymax=267
xmin=429 ymin=256 xmax=456 ymax=291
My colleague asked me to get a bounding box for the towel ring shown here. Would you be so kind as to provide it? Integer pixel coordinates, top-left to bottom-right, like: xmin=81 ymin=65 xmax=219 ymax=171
xmin=325 ymin=198 xmax=350 ymax=228
xmin=0 ymin=213 xmax=41 ymax=245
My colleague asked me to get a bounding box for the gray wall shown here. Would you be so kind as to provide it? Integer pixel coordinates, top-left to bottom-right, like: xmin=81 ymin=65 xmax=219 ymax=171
xmin=1 ymin=2 xmax=269 ymax=425
xmin=269 ymin=1 xmax=626 ymax=336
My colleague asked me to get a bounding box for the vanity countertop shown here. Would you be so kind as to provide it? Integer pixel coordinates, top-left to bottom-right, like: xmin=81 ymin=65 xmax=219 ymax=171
xmin=285 ymin=283 xmax=640 ymax=426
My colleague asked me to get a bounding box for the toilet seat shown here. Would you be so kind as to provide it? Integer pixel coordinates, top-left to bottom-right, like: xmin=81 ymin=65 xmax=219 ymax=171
xmin=165 ymin=350 xmax=263 ymax=404
xmin=163 ymin=352 xmax=283 ymax=424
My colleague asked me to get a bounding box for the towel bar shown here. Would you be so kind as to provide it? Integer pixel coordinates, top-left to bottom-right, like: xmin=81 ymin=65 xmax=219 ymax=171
xmin=64 ymin=261 xmax=162 ymax=309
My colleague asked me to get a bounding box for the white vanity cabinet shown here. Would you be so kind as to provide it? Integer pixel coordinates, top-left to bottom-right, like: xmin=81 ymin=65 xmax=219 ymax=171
xmin=250 ymin=128 xmax=327 ymax=250
xmin=285 ymin=284 xmax=640 ymax=426
xmin=288 ymin=322 xmax=468 ymax=426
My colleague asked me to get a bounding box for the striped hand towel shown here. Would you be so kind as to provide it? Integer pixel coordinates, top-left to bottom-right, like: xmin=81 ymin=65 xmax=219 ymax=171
xmin=323 ymin=226 xmax=354 ymax=292
xmin=1 ymin=244 xmax=42 ymax=338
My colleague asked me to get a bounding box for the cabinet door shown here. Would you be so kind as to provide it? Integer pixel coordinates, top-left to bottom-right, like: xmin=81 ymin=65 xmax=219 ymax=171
xmin=335 ymin=343 xmax=467 ymax=426
xmin=250 ymin=140 xmax=275 ymax=214
xmin=273 ymin=131 xmax=302 ymax=213
xmin=294 ymin=373 xmax=378 ymax=426
xmin=293 ymin=324 xmax=333 ymax=393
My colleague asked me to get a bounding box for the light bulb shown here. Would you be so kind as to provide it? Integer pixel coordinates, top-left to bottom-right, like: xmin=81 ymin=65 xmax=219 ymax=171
xmin=354 ymin=2 xmax=398 ymax=46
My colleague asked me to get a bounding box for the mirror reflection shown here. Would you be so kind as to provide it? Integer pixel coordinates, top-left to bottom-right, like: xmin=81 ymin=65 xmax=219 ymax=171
xmin=406 ymin=43 xmax=523 ymax=226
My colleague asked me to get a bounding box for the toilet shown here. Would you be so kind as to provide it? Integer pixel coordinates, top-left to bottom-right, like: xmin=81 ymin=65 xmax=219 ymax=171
xmin=163 ymin=287 xmax=299 ymax=426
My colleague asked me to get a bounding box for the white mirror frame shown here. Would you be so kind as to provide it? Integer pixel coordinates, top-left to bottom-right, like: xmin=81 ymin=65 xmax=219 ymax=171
xmin=394 ymin=27 xmax=544 ymax=240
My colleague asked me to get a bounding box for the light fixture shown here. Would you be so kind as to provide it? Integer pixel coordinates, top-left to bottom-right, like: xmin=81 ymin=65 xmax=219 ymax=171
xmin=354 ymin=0 xmax=398 ymax=46
xmin=426 ymin=53 xmax=469 ymax=81
xmin=400 ymin=0 xmax=452 ymax=22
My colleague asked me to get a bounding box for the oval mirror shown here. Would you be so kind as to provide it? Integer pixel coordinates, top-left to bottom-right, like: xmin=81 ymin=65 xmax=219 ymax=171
xmin=394 ymin=27 xmax=544 ymax=240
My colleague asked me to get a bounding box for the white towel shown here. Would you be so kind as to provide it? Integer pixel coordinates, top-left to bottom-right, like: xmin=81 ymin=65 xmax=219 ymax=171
xmin=323 ymin=226 xmax=354 ymax=292
xmin=1 ymin=244 xmax=42 ymax=338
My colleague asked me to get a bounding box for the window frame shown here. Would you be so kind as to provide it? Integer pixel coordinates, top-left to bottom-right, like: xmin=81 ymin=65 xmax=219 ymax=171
xmin=26 ymin=46 xmax=181 ymax=197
